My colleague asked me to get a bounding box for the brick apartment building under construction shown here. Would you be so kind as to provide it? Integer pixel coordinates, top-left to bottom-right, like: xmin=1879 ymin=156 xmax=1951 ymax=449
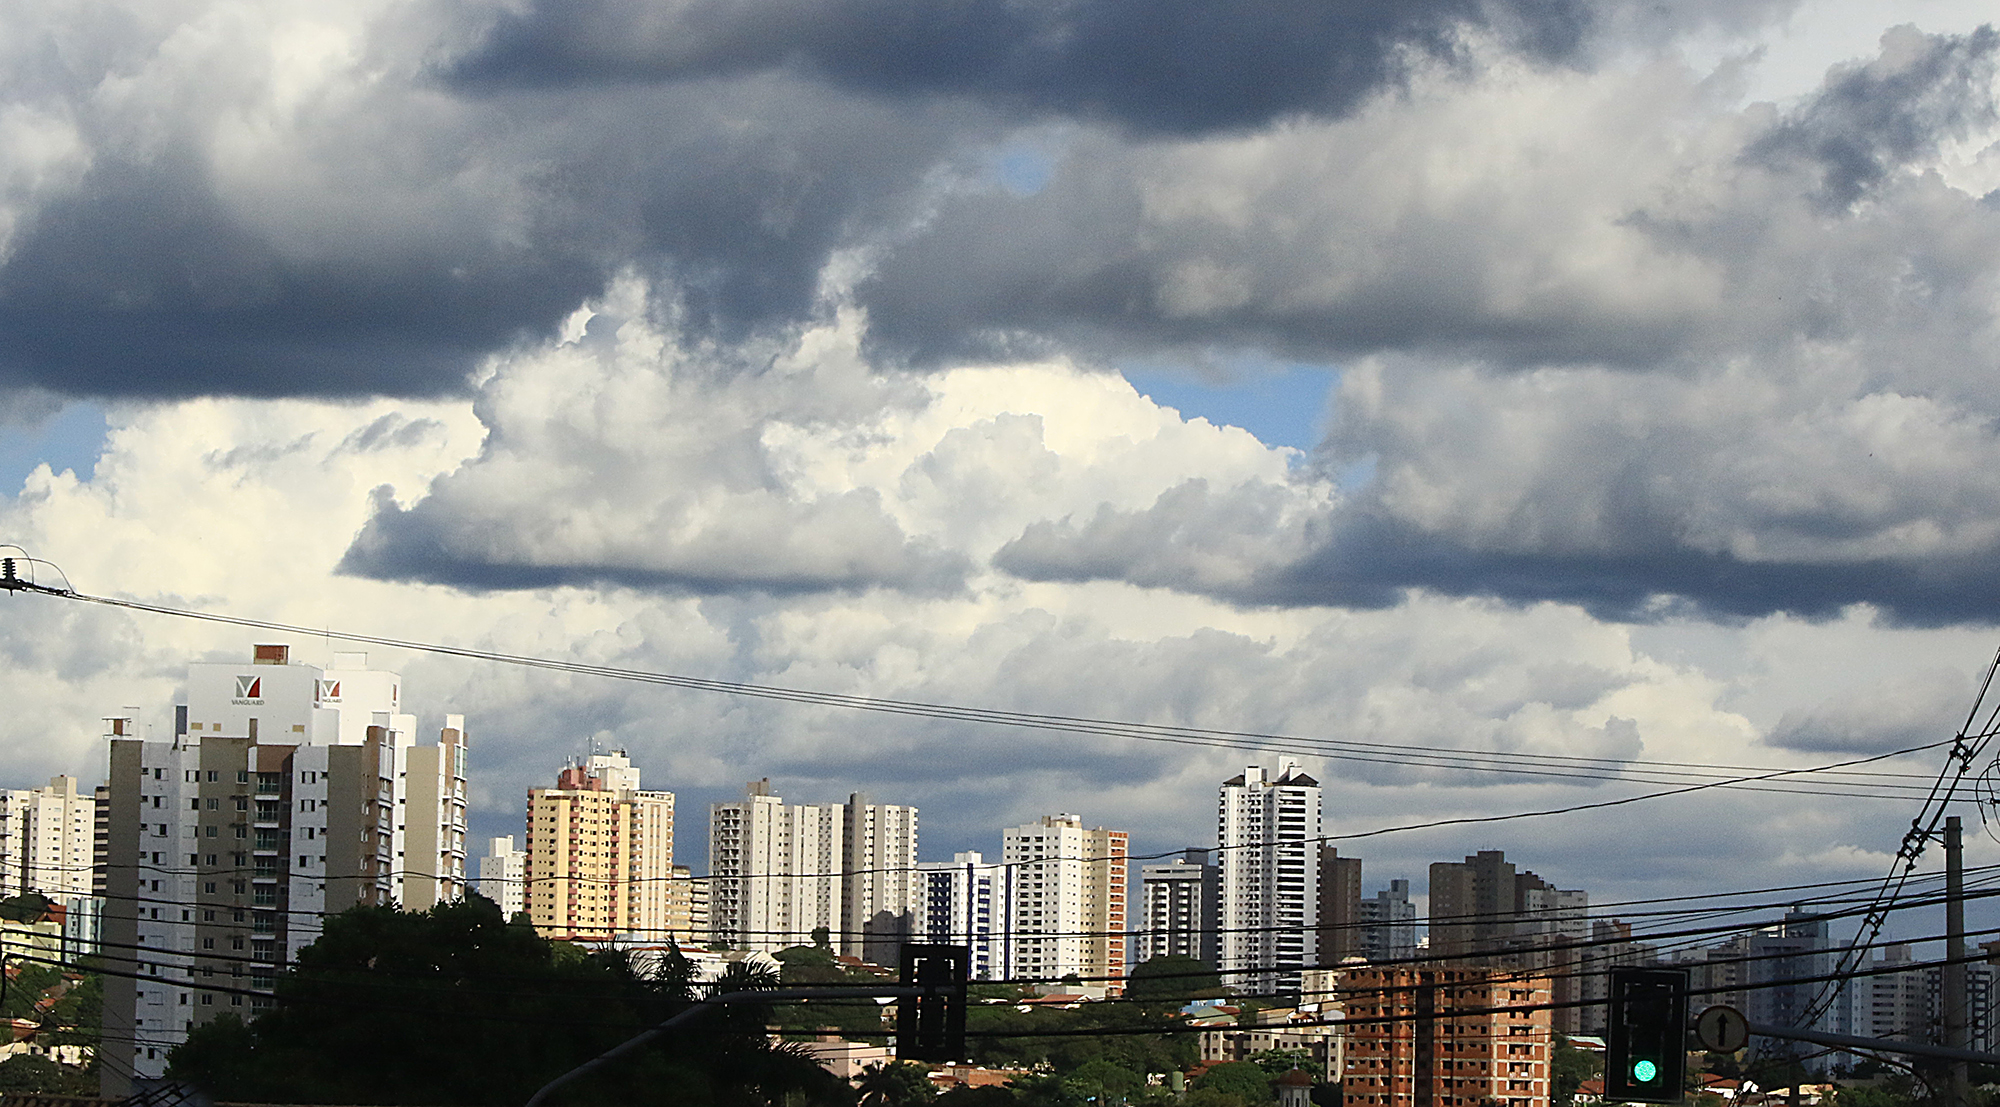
xmin=1340 ymin=966 xmax=1553 ymax=1107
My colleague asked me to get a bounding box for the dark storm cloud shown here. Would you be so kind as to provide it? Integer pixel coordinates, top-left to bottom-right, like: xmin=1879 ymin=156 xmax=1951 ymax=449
xmin=858 ymin=25 xmax=2000 ymax=370
xmin=453 ymin=0 xmax=1590 ymax=136
xmin=1747 ymin=24 xmax=2000 ymax=212
xmin=341 ymin=484 xmax=971 ymax=596
xmin=0 ymin=18 xmax=978 ymax=400
xmin=994 ymin=481 xmax=2000 ymax=627
xmin=0 ymin=155 xmax=601 ymax=399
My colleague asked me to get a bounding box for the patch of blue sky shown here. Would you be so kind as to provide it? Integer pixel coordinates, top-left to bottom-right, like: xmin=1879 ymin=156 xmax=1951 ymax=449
xmin=0 ymin=402 xmax=107 ymax=497
xmin=981 ymin=130 xmax=1066 ymax=197
xmin=1121 ymin=356 xmax=1336 ymax=459
xmin=994 ymin=148 xmax=1055 ymax=196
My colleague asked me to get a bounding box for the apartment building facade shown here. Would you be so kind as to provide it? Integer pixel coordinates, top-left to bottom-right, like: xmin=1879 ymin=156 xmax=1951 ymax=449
xmin=524 ymin=751 xmax=675 ymax=942
xmin=708 ymin=781 xmax=917 ymax=959
xmin=918 ymin=851 xmax=1010 ymax=980
xmin=1219 ymin=761 xmax=1321 ymax=994
xmin=1002 ymin=814 xmax=1128 ymax=992
xmin=1341 ymin=966 xmax=1553 ymax=1107
xmin=100 ymin=645 xmax=468 ymax=1095
xmin=1138 ymin=848 xmax=1219 ymax=968
xmin=0 ymin=776 xmax=96 ymax=899
xmin=478 ymin=836 xmax=527 ymax=919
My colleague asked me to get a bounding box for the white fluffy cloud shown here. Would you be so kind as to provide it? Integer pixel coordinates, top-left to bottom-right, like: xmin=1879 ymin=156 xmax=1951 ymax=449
xmin=3 ymin=290 xmax=1983 ymax=912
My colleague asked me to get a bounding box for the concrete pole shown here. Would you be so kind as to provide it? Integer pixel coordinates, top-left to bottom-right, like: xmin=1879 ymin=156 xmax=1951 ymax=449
xmin=1945 ymin=815 xmax=1969 ymax=1107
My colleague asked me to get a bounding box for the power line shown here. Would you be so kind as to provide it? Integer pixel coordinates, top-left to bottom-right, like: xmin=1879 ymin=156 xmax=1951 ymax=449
xmin=12 ymin=578 xmax=1951 ymax=802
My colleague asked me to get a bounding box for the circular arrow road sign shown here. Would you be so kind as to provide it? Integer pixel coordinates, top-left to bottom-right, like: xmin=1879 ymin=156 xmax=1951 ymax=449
xmin=1696 ymin=1004 xmax=1750 ymax=1052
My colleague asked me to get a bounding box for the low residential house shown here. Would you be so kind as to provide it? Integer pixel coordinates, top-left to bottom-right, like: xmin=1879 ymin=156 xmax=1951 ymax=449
xmin=930 ymin=1066 xmax=1030 ymax=1090
xmin=800 ymin=1038 xmax=893 ymax=1080
xmin=1198 ymin=1006 xmax=1344 ymax=1076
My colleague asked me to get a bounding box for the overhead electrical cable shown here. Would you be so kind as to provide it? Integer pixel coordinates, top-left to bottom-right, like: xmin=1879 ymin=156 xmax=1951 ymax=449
xmin=0 ymin=575 xmax=1945 ymax=803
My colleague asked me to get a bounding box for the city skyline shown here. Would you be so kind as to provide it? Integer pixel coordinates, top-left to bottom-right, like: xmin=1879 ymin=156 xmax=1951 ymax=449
xmin=29 ymin=666 xmax=2000 ymax=954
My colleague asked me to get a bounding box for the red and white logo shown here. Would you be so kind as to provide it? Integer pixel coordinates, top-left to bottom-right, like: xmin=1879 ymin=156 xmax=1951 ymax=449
xmin=235 ymin=676 xmax=262 ymax=699
xmin=317 ymin=680 xmax=341 ymax=702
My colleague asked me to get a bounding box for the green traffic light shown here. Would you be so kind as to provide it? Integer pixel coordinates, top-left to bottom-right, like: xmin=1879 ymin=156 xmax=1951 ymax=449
xmin=1633 ymin=1060 xmax=1659 ymax=1084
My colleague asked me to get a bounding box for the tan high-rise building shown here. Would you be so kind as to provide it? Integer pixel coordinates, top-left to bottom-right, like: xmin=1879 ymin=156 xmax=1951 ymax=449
xmin=664 ymin=864 xmax=707 ymax=946
xmin=523 ymin=751 xmax=674 ymax=942
xmin=1341 ymin=966 xmax=1552 ymax=1107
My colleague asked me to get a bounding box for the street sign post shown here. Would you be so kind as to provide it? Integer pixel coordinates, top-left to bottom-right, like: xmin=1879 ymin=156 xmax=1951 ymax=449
xmin=1696 ymin=1005 xmax=1750 ymax=1053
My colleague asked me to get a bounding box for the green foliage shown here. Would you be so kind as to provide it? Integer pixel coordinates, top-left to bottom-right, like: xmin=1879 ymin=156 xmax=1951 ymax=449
xmin=0 ymin=894 xmax=51 ymax=923
xmin=963 ymin=994 xmax=1194 ymax=1077
xmin=1834 ymin=1084 xmax=1920 ymax=1107
xmin=41 ymin=972 xmax=101 ymax=1051
xmin=1010 ymin=1073 xmax=1087 ymax=1107
xmin=0 ymin=1054 xmax=94 ymax=1095
xmin=0 ymin=961 xmax=65 ymax=1018
xmin=772 ymin=944 xmax=887 ymax=1038
xmin=1195 ymin=1061 xmax=1272 ymax=1105
xmin=858 ymin=1060 xmax=937 ymax=1107
xmin=1551 ymin=1035 xmax=1603 ymax=1107
xmin=1182 ymin=1088 xmax=1252 ymax=1107
xmin=1124 ymin=956 xmax=1224 ymax=1010
xmin=1250 ymin=1048 xmax=1318 ymax=1081
xmin=167 ymin=896 xmax=851 ymax=1106
xmin=1066 ymin=1057 xmax=1143 ymax=1102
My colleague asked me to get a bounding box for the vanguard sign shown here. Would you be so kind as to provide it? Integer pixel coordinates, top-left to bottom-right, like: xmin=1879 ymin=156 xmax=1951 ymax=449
xmin=232 ymin=675 xmax=263 ymax=705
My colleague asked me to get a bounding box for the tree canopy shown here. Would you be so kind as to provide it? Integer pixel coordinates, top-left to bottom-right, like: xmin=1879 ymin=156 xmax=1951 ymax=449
xmin=1125 ymin=956 xmax=1225 ymax=1009
xmin=168 ymin=896 xmax=851 ymax=1106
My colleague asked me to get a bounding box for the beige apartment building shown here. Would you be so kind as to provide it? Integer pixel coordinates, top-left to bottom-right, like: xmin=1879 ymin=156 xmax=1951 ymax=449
xmin=524 ymin=751 xmax=675 ymax=942
xmin=707 ymin=781 xmax=918 ymax=960
xmin=0 ymin=776 xmax=96 ymax=899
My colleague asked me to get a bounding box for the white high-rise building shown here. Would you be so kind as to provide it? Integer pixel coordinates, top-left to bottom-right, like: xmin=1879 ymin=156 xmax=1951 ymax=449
xmin=100 ymin=645 xmax=469 ymax=1095
xmin=841 ymin=793 xmax=919 ymax=965
xmin=1001 ymin=814 xmax=1128 ymax=992
xmin=707 ymin=781 xmax=854 ymax=955
xmin=1358 ymin=879 xmax=1417 ymax=962
xmin=478 ymin=836 xmax=528 ymax=919
xmin=1218 ymin=760 xmax=1321 ymax=994
xmin=918 ymin=851 xmax=1009 ymax=980
xmin=0 ymin=776 xmax=96 ymax=899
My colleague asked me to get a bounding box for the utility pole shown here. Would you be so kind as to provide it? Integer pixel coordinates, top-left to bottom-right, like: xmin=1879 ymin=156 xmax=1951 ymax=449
xmin=1945 ymin=815 xmax=1970 ymax=1107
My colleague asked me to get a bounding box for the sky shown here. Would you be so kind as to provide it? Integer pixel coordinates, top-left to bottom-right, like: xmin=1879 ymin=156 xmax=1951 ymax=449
xmin=6 ymin=0 xmax=2000 ymax=952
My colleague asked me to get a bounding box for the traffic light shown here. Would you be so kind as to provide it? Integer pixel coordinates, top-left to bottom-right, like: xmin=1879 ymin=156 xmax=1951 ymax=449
xmin=1607 ymin=967 xmax=1689 ymax=1103
xmin=897 ymin=944 xmax=969 ymax=1062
